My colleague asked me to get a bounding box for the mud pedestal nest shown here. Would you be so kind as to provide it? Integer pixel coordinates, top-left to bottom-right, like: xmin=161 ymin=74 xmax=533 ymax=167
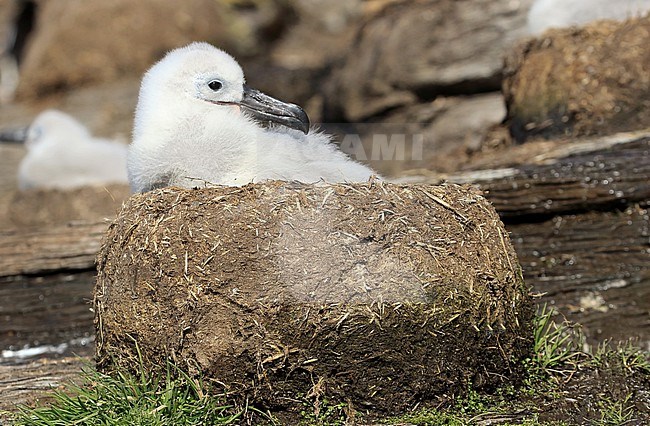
xmin=504 ymin=15 xmax=650 ymax=143
xmin=94 ymin=181 xmax=533 ymax=417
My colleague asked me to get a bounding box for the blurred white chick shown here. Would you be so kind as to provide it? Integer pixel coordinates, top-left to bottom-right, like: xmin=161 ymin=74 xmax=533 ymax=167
xmin=128 ymin=42 xmax=378 ymax=193
xmin=0 ymin=109 xmax=128 ymax=190
xmin=528 ymin=0 xmax=650 ymax=35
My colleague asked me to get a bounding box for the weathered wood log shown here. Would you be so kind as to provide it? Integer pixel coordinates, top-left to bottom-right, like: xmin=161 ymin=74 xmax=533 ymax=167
xmin=0 ymin=357 xmax=88 ymax=417
xmin=453 ymin=134 xmax=650 ymax=220
xmin=435 ymin=130 xmax=650 ymax=346
xmin=509 ymin=207 xmax=650 ymax=345
xmin=0 ymin=272 xmax=96 ymax=353
xmin=0 ymin=221 xmax=107 ymax=277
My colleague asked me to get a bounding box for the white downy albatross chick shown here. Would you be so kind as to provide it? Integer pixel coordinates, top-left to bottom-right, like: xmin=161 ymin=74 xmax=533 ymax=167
xmin=128 ymin=42 xmax=378 ymax=192
xmin=0 ymin=109 xmax=129 ymax=190
xmin=528 ymin=0 xmax=650 ymax=35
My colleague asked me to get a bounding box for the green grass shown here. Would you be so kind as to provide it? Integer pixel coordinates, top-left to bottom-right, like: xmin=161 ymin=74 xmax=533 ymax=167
xmin=527 ymin=303 xmax=584 ymax=375
xmin=11 ymin=362 xmax=242 ymax=426
xmin=298 ymin=398 xmax=348 ymax=425
xmin=595 ymin=393 xmax=635 ymax=426
xmin=590 ymin=340 xmax=650 ymax=375
xmin=381 ymin=305 xmax=648 ymax=426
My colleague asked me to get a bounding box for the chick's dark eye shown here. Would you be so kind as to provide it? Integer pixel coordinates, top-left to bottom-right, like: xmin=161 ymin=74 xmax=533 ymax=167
xmin=208 ymin=80 xmax=223 ymax=91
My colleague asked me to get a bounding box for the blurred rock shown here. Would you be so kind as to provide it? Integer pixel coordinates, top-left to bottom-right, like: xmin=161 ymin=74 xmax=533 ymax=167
xmin=241 ymin=0 xmax=365 ymax=119
xmin=270 ymin=0 xmax=362 ymax=70
xmin=0 ymin=1 xmax=18 ymax=103
xmin=0 ymin=77 xmax=139 ymax=142
xmin=15 ymin=0 xmax=269 ymax=99
xmin=214 ymin=0 xmax=297 ymax=55
xmin=241 ymin=60 xmax=325 ymax=119
xmin=324 ymin=0 xmax=533 ymax=122
xmin=0 ymin=2 xmax=14 ymax=41
xmin=329 ymin=92 xmax=506 ymax=177
xmin=504 ymin=16 xmax=650 ymax=143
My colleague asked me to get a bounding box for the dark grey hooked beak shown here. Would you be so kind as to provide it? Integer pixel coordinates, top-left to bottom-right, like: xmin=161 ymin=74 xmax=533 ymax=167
xmin=0 ymin=127 xmax=28 ymax=143
xmin=240 ymin=85 xmax=310 ymax=135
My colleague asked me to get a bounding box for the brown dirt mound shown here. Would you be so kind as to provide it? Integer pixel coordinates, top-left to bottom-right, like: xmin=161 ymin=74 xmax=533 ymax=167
xmin=504 ymin=16 xmax=650 ymax=143
xmin=94 ymin=181 xmax=533 ymax=419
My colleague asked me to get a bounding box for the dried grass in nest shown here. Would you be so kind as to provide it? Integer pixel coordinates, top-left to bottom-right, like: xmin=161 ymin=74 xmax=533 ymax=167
xmin=94 ymin=181 xmax=533 ymax=418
